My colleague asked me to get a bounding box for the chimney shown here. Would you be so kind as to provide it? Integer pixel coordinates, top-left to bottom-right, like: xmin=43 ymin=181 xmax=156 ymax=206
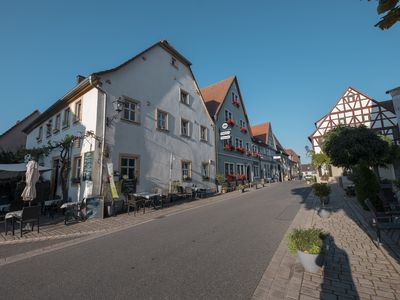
xmin=76 ymin=75 xmax=86 ymax=85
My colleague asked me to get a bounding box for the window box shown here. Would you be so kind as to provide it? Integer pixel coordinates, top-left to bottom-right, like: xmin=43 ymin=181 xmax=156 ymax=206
xmin=226 ymin=118 xmax=235 ymax=126
xmin=232 ymin=100 xmax=240 ymax=108
xmin=247 ymin=150 xmax=252 ymax=156
xmin=226 ymin=174 xmax=236 ymax=182
xmin=235 ymin=146 xmax=245 ymax=154
xmin=224 ymin=144 xmax=234 ymax=151
xmin=240 ymin=127 xmax=247 ymax=134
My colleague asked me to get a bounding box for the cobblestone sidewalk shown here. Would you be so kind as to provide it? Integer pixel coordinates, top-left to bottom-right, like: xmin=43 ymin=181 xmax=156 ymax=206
xmin=252 ymin=184 xmax=400 ymax=300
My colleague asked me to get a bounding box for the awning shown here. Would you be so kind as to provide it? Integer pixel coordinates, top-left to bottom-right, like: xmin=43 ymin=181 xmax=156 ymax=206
xmin=0 ymin=163 xmax=51 ymax=180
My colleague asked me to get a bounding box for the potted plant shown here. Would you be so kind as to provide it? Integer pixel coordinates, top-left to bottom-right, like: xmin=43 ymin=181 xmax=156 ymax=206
xmin=221 ymin=183 xmax=228 ymax=193
xmin=312 ymin=183 xmax=331 ymax=218
xmin=216 ymin=174 xmax=225 ymax=193
xmin=288 ymin=228 xmax=327 ymax=273
xmin=238 ymin=184 xmax=245 ymax=193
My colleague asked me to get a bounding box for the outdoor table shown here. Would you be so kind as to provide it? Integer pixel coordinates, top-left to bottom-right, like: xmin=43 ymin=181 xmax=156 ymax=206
xmin=60 ymin=201 xmax=83 ymax=225
xmin=43 ymin=199 xmax=62 ymax=217
xmin=4 ymin=210 xmax=22 ymax=235
xmin=132 ymin=192 xmax=162 ymax=213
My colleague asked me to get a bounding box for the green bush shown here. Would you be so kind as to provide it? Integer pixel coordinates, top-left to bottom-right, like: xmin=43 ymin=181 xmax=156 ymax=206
xmin=312 ymin=183 xmax=331 ymax=200
xmin=215 ymin=174 xmax=225 ymax=186
xmin=288 ymin=228 xmax=327 ymax=255
xmin=349 ymin=163 xmax=381 ymax=210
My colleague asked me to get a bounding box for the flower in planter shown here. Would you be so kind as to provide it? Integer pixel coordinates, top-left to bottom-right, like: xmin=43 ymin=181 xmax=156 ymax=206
xmin=287 ymin=227 xmax=327 ymax=255
xmin=226 ymin=118 xmax=235 ymax=126
xmin=240 ymin=127 xmax=247 ymax=133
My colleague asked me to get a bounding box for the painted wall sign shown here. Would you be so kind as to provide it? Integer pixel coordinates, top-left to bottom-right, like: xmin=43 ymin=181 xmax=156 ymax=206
xmin=83 ymin=152 xmax=93 ymax=181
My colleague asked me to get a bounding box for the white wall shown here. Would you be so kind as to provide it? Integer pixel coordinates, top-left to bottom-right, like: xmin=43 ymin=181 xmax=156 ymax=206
xmin=26 ymin=88 xmax=101 ymax=202
xmin=99 ymin=45 xmax=216 ymax=195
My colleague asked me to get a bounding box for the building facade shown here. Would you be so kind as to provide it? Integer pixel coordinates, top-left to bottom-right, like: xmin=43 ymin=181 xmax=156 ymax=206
xmin=201 ymin=76 xmax=258 ymax=182
xmin=25 ymin=41 xmax=216 ymax=202
xmin=308 ymin=86 xmax=399 ymax=180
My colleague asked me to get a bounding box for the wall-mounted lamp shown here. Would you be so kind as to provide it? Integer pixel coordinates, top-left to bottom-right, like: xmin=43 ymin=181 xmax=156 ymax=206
xmin=106 ymin=97 xmax=125 ymax=127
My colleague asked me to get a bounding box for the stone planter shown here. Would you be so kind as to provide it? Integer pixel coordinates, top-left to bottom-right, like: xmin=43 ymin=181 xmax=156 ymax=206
xmin=318 ymin=207 xmax=331 ymax=219
xmin=217 ymin=185 xmax=222 ymax=194
xmin=297 ymin=250 xmax=324 ymax=273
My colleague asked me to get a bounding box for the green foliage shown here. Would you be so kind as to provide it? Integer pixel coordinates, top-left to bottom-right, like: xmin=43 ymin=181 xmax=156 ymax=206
xmin=312 ymin=183 xmax=331 ymax=199
xmin=368 ymin=0 xmax=400 ymax=30
xmin=311 ymin=153 xmax=330 ymax=169
xmin=323 ymin=126 xmax=394 ymax=169
xmin=215 ymin=174 xmax=226 ymax=185
xmin=348 ymin=163 xmax=382 ymax=210
xmin=0 ymin=146 xmax=51 ymax=163
xmin=287 ymin=228 xmax=327 ymax=255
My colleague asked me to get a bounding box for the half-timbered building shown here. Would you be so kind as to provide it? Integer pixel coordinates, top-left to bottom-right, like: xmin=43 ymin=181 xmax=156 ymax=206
xmin=309 ymin=86 xmax=399 ymax=180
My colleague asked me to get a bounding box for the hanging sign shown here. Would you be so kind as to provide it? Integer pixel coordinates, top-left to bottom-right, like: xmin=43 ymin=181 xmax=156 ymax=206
xmin=220 ymin=130 xmax=231 ymax=136
xmin=83 ymin=152 xmax=93 ymax=181
xmin=221 ymin=122 xmax=229 ymax=130
xmin=220 ymin=135 xmax=231 ymax=140
xmin=107 ymin=163 xmax=119 ymax=199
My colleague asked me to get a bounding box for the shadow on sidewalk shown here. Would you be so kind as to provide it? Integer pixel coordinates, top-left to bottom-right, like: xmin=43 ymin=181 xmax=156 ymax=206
xmin=321 ymin=236 xmax=359 ymax=299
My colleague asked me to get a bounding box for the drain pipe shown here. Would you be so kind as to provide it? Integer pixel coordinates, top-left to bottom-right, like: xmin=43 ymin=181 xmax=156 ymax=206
xmin=89 ymin=75 xmax=107 ymax=197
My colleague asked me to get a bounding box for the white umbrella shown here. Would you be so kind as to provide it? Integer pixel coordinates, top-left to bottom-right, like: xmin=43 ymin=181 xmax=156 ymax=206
xmin=21 ymin=160 xmax=40 ymax=203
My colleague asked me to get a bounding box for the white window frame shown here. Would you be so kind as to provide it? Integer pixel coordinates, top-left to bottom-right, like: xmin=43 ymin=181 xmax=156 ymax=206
xmin=74 ymin=100 xmax=82 ymax=123
xmin=180 ymin=89 xmax=189 ymax=105
xmin=200 ymin=126 xmax=208 ymax=142
xmin=73 ymin=156 xmax=82 ymax=179
xmin=181 ymin=119 xmax=190 ymax=137
xmin=122 ymin=99 xmax=140 ymax=124
xmin=224 ymin=162 xmax=234 ymax=175
xmin=37 ymin=126 xmax=43 ymax=142
xmin=202 ymin=162 xmax=210 ymax=180
xmin=63 ymin=108 xmax=70 ymax=129
xmin=182 ymin=160 xmax=192 ymax=180
xmin=156 ymin=109 xmax=168 ymax=131
xmin=46 ymin=119 xmax=53 ymax=137
xmin=54 ymin=114 xmax=61 ymax=133
xmin=224 ymin=109 xmax=232 ymax=121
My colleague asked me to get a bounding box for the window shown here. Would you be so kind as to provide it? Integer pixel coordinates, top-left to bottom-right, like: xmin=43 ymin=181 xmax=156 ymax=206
xmin=73 ymin=156 xmax=82 ymax=179
xmin=239 ymin=140 xmax=243 ymax=148
xmin=180 ymin=89 xmax=189 ymax=105
xmin=122 ymin=100 xmax=140 ymax=123
xmin=181 ymin=119 xmax=190 ymax=137
xmin=224 ymin=162 xmax=234 ymax=175
xmin=74 ymin=100 xmax=82 ymax=122
xmin=182 ymin=161 xmax=192 ymax=180
xmin=239 ymin=120 xmax=246 ymax=128
xmin=54 ymin=114 xmax=61 ymax=133
xmin=200 ymin=126 xmax=208 ymax=142
xmin=224 ymin=110 xmax=232 ymax=121
xmin=63 ymin=108 xmax=70 ymax=128
xmin=236 ymin=164 xmax=245 ymax=175
xmin=235 ymin=138 xmax=239 ymax=148
xmin=46 ymin=119 xmax=52 ymax=137
xmin=120 ymin=156 xmax=139 ymax=180
xmin=37 ymin=126 xmax=43 ymax=142
xmin=202 ymin=162 xmax=210 ymax=180
xmin=254 ymin=165 xmax=260 ymax=177
xmin=157 ymin=109 xmax=168 ymax=130
xmin=171 ymin=57 xmax=178 ymax=68
xmin=246 ymin=143 xmax=249 ymax=151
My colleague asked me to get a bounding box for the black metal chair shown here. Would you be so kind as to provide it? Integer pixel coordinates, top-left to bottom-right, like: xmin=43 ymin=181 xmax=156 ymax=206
xmin=12 ymin=205 xmax=41 ymax=237
xmin=126 ymin=194 xmax=142 ymax=216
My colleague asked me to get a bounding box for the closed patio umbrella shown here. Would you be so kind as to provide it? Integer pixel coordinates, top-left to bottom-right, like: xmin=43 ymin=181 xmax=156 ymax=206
xmin=21 ymin=160 xmax=40 ymax=204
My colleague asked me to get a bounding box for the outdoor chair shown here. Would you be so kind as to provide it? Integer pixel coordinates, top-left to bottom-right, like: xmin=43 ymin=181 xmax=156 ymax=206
xmin=11 ymin=205 xmax=41 ymax=237
xmin=126 ymin=194 xmax=143 ymax=216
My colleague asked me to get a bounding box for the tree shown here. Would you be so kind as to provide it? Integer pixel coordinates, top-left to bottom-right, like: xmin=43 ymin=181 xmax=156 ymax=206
xmin=322 ymin=125 xmax=394 ymax=169
xmin=369 ymin=0 xmax=400 ymax=30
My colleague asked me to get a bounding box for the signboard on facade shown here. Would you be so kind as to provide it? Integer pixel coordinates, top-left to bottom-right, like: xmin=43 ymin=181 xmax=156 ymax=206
xmin=83 ymin=152 xmax=93 ymax=181
xmin=273 ymin=156 xmax=281 ymax=160
xmin=220 ymin=130 xmax=231 ymax=136
xmin=221 ymin=122 xmax=229 ymax=130
xmin=220 ymin=135 xmax=231 ymax=140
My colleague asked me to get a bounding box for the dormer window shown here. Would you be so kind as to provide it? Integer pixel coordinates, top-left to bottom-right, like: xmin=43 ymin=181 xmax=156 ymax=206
xmin=37 ymin=126 xmax=43 ymax=142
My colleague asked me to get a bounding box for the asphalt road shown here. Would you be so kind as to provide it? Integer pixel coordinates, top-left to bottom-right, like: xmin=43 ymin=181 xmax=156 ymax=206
xmin=0 ymin=181 xmax=310 ymax=300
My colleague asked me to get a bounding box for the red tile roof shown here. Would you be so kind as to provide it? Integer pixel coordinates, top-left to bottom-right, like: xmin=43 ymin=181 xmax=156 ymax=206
xmin=285 ymin=149 xmax=301 ymax=163
xmin=200 ymin=76 xmax=235 ymax=117
xmin=251 ymin=122 xmax=271 ymax=145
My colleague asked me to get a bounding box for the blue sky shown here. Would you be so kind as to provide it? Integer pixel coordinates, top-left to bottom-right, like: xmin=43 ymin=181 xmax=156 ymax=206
xmin=1 ymin=0 xmax=399 ymax=162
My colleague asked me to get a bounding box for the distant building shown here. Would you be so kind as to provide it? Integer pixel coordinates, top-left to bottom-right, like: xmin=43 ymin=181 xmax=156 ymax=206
xmin=308 ymin=86 xmax=399 ymax=180
xmin=285 ymin=149 xmax=301 ymax=179
xmin=300 ymin=164 xmax=316 ymax=178
xmin=0 ymin=110 xmax=40 ymax=153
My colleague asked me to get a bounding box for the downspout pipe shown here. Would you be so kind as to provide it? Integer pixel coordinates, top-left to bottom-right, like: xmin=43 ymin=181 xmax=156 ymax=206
xmin=89 ymin=75 xmax=107 ymax=197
